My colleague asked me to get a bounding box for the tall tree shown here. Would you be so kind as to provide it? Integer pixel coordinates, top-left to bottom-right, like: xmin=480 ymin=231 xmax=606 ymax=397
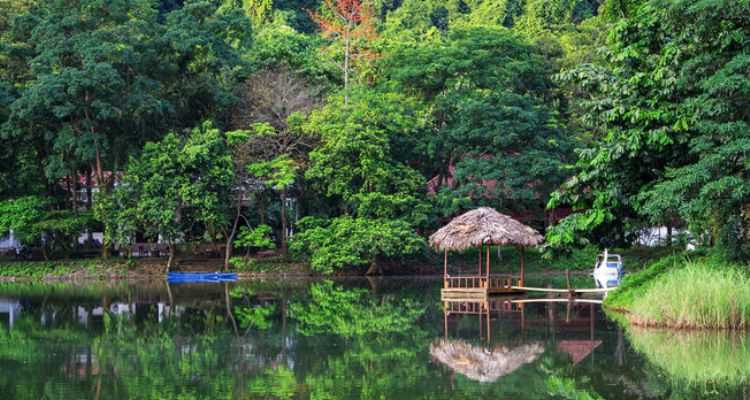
xmin=231 ymin=67 xmax=320 ymax=251
xmin=309 ymin=0 xmax=377 ymax=101
xmin=1 ymin=0 xmax=249 ymax=254
xmin=547 ymin=0 xmax=750 ymax=257
xmin=386 ymin=26 xmax=573 ymax=226
xmin=294 ymin=88 xmax=429 ymax=274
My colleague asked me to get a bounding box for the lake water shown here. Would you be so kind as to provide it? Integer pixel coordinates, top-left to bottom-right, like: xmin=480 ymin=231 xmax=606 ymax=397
xmin=0 ymin=277 xmax=748 ymax=399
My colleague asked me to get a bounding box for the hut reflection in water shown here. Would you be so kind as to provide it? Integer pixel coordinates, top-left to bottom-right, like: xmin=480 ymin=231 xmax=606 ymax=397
xmin=433 ymin=297 xmax=602 ymax=383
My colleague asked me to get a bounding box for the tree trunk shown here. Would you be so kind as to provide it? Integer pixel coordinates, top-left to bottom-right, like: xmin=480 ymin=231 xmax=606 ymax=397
xmin=258 ymin=195 xmax=267 ymax=225
xmin=68 ymin=171 xmax=76 ymax=212
xmin=85 ymin=170 xmax=93 ymax=242
xmin=95 ymin=143 xmax=112 ymax=259
xmin=666 ymin=224 xmax=673 ymax=246
xmin=279 ymin=190 xmax=288 ymax=253
xmin=166 ymin=245 xmax=176 ymax=272
xmin=343 ymin=23 xmax=351 ymax=104
xmin=224 ymin=202 xmax=242 ymax=271
xmin=365 ymin=257 xmax=382 ymax=276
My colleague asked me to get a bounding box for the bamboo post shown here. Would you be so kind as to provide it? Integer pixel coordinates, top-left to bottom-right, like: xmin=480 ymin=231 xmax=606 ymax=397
xmin=443 ymin=249 xmax=448 ymax=287
xmin=519 ymin=246 xmax=526 ymax=286
xmin=478 ymin=244 xmax=483 ymax=276
xmin=486 ymin=306 xmax=491 ymax=344
xmin=443 ymin=302 xmax=448 ymax=340
xmin=486 ymin=244 xmax=490 ymax=278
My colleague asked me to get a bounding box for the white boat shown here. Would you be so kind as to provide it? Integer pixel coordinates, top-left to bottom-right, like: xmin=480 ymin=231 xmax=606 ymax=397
xmin=593 ymin=249 xmax=623 ymax=289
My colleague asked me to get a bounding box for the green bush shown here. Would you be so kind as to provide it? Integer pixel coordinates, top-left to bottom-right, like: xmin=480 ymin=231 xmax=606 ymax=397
xmin=229 ymin=256 xmax=256 ymax=272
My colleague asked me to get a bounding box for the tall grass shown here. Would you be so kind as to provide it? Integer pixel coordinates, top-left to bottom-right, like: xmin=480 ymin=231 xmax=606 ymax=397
xmin=628 ymin=261 xmax=750 ymax=329
xmin=628 ymin=328 xmax=750 ymax=389
xmin=604 ymin=254 xmax=682 ymax=310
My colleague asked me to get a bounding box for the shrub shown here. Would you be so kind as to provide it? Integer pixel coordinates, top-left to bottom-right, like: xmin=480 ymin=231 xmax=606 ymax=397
xmin=290 ymin=216 xmax=424 ymax=274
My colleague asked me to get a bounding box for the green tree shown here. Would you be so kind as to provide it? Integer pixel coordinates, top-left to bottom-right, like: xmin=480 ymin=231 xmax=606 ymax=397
xmin=111 ymin=121 xmax=233 ymax=270
xmin=295 ymin=88 xmax=428 ymax=274
xmin=386 ymin=25 xmax=573 ymax=225
xmin=1 ymin=0 xmax=249 ymax=250
xmin=548 ymin=0 xmax=750 ymax=257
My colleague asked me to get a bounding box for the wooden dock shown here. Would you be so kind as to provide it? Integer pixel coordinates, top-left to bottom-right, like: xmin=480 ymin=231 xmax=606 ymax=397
xmin=440 ymin=274 xmax=525 ymax=301
xmin=440 ymin=274 xmax=614 ymax=301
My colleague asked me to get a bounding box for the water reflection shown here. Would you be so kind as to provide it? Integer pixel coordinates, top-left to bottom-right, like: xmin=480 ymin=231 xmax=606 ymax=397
xmin=628 ymin=327 xmax=750 ymax=395
xmin=0 ymin=279 xmax=747 ymax=399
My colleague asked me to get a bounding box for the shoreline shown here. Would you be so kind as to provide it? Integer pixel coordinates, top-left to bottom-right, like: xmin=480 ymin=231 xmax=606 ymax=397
xmin=0 ymin=266 xmax=594 ymax=283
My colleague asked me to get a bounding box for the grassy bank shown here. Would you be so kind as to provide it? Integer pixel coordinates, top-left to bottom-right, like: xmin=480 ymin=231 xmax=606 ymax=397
xmin=606 ymin=257 xmax=750 ymax=329
xmin=0 ymin=258 xmax=151 ymax=279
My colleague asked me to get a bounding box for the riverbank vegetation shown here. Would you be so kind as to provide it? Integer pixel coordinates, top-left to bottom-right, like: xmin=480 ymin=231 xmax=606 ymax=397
xmin=0 ymin=0 xmax=749 ymax=280
xmin=606 ymin=256 xmax=750 ymax=329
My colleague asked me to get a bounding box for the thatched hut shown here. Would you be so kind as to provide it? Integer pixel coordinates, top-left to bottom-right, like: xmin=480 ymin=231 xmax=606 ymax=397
xmin=430 ymin=339 xmax=544 ymax=383
xmin=429 ymin=207 xmax=543 ymax=288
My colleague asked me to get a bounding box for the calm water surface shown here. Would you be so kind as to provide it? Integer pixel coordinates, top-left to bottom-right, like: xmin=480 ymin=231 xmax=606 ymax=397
xmin=0 ymin=277 xmax=748 ymax=399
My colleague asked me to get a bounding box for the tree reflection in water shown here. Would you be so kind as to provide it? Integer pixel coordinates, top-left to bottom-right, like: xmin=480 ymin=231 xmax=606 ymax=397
xmin=0 ymin=279 xmax=747 ymax=399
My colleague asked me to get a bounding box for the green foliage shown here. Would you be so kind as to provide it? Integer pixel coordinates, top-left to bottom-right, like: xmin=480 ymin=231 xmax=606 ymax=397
xmin=244 ymin=15 xmax=334 ymax=82
xmin=0 ymin=196 xmax=48 ymax=243
xmin=248 ymin=155 xmax=298 ymax=191
xmin=549 ymin=0 xmax=750 ymax=256
xmin=289 ymin=280 xmax=424 ymax=338
xmin=290 ymin=216 xmax=424 ymax=274
xmin=234 ymin=224 xmax=275 ymax=250
xmin=1 ymin=0 xmax=250 ymax=185
xmin=111 ymin=121 xmax=233 ymax=249
xmin=0 ymin=258 xmax=129 ymax=278
xmin=304 ymin=88 xmax=429 ymax=223
xmin=234 ymin=303 xmax=276 ymax=330
xmin=385 ymin=25 xmax=573 ymax=222
xmin=0 ymin=196 xmax=95 ymax=255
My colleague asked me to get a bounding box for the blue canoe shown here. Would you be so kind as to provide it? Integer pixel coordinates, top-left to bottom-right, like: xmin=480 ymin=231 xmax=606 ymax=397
xmin=167 ymin=272 xmax=238 ymax=283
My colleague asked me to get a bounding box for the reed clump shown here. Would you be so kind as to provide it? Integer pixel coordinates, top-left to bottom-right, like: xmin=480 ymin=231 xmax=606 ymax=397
xmin=627 ymin=262 xmax=750 ymax=329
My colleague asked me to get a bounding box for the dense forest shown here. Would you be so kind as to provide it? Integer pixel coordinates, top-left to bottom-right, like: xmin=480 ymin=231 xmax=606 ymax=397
xmin=1 ymin=0 xmax=749 ymax=272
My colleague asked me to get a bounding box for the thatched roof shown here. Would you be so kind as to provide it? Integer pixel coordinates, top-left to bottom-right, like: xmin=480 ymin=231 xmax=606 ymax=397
xmin=429 ymin=207 xmax=543 ymax=251
xmin=430 ymin=339 xmax=544 ymax=383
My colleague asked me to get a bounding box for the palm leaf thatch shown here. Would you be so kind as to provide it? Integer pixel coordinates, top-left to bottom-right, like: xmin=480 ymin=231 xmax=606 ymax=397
xmin=429 ymin=207 xmax=543 ymax=252
xmin=430 ymin=339 xmax=544 ymax=383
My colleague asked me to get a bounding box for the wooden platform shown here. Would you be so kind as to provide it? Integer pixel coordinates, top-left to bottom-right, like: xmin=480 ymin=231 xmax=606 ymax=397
xmin=440 ymin=275 xmax=525 ymax=301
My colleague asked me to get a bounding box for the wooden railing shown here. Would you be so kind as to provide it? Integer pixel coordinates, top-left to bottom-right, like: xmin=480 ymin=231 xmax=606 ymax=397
xmin=444 ymin=275 xmax=485 ymax=289
xmin=443 ymin=274 xmax=523 ymax=290
xmin=445 ymin=301 xmax=485 ymax=314
xmin=444 ymin=298 xmax=523 ymax=314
